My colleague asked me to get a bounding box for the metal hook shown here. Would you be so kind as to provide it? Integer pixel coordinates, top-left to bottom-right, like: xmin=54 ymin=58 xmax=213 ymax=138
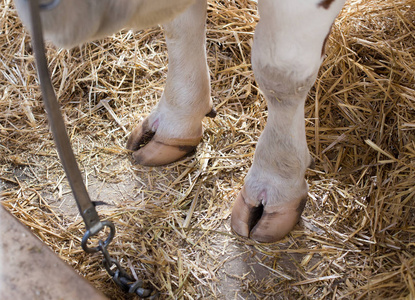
xmin=81 ymin=220 xmax=116 ymax=253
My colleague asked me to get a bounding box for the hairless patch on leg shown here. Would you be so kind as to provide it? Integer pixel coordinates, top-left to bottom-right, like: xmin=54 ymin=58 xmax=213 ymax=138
xmin=318 ymin=0 xmax=335 ymax=9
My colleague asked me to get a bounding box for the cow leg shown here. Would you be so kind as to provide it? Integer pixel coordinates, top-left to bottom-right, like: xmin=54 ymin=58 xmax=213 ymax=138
xmin=231 ymin=0 xmax=345 ymax=242
xmin=127 ymin=0 xmax=212 ymax=166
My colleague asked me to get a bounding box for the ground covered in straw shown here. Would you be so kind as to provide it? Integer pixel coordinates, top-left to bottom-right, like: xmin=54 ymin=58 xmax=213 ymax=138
xmin=1 ymin=0 xmax=414 ymax=299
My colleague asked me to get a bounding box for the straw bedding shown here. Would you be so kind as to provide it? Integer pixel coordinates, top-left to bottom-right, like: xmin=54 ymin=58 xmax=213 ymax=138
xmin=1 ymin=0 xmax=414 ymax=298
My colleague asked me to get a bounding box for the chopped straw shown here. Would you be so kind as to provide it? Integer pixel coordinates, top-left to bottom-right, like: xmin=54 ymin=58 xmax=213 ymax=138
xmin=1 ymin=0 xmax=414 ymax=299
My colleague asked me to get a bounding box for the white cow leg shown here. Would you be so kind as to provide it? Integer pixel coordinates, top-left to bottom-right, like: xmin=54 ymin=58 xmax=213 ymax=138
xmin=127 ymin=0 xmax=212 ymax=166
xmin=231 ymin=0 xmax=345 ymax=242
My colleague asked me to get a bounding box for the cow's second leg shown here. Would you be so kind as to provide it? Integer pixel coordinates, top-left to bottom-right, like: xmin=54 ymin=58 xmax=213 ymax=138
xmin=127 ymin=0 xmax=212 ymax=166
xmin=231 ymin=0 xmax=345 ymax=242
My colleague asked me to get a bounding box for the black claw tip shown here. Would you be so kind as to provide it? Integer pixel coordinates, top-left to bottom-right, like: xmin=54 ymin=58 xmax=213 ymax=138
xmin=206 ymin=107 xmax=217 ymax=118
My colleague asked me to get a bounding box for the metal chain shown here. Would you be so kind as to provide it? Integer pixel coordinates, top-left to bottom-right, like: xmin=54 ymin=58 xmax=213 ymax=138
xmin=98 ymin=241 xmax=157 ymax=298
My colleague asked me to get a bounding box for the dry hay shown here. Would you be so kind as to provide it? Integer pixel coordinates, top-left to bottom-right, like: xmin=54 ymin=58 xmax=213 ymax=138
xmin=1 ymin=0 xmax=414 ymax=299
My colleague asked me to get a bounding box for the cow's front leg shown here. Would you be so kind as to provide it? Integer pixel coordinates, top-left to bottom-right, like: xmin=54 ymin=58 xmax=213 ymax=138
xmin=127 ymin=0 xmax=212 ymax=166
xmin=231 ymin=0 xmax=345 ymax=242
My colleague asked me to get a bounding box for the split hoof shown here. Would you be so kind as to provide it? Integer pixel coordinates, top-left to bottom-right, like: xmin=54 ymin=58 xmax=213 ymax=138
xmin=126 ymin=117 xmax=202 ymax=166
xmin=231 ymin=186 xmax=307 ymax=243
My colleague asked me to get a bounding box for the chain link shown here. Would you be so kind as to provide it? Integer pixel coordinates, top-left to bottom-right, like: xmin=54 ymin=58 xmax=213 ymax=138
xmin=98 ymin=241 xmax=156 ymax=298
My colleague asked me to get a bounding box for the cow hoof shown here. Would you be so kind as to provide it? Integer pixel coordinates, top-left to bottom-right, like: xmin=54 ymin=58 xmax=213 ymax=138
xmin=126 ymin=116 xmax=202 ymax=166
xmin=231 ymin=186 xmax=307 ymax=243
